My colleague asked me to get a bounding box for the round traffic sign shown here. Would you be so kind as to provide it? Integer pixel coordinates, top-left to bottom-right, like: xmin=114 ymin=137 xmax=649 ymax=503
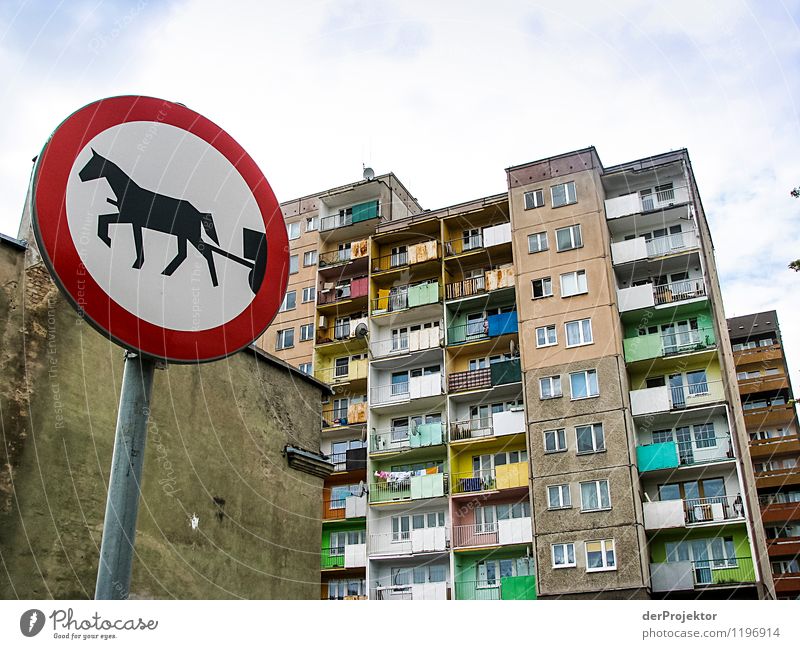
xmin=31 ymin=95 xmax=288 ymax=362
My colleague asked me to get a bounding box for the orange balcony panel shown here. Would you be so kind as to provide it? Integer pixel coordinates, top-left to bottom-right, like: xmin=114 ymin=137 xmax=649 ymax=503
xmin=774 ymin=574 xmax=800 ymax=597
xmin=734 ymin=344 xmax=784 ymax=367
xmin=738 ymin=376 xmax=790 ymax=395
xmin=744 ymin=405 xmax=796 ymax=429
xmin=756 ymin=469 xmax=800 ymax=490
xmin=767 ymin=537 xmax=800 ymax=558
xmin=749 ymin=437 xmax=800 ymax=460
xmin=760 ymin=502 xmax=800 ymax=525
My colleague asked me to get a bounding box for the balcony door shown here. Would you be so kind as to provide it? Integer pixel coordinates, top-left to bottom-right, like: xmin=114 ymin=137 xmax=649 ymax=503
xmin=669 ymin=373 xmax=686 ymax=408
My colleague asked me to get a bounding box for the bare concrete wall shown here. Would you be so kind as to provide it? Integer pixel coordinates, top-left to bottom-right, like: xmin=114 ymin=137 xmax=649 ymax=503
xmin=0 ymin=248 xmax=325 ymax=599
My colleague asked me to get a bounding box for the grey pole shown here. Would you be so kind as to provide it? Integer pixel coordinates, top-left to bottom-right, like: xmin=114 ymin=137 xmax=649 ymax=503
xmin=94 ymin=351 xmax=157 ymax=600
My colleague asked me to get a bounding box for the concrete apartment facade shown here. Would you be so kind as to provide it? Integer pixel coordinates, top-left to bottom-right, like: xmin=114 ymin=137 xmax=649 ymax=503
xmin=728 ymin=310 xmax=800 ymax=599
xmin=263 ymin=146 xmax=773 ymax=600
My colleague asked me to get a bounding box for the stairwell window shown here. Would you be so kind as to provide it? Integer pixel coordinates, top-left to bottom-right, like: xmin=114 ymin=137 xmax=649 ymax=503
xmin=276 ymin=328 xmax=294 ymax=350
xmin=580 ymin=480 xmax=611 ymax=512
xmin=528 ymin=231 xmax=548 ymax=253
xmin=300 ymin=324 xmax=314 ymax=341
xmin=551 ymin=181 xmax=577 ymax=207
xmin=560 ymin=270 xmax=588 ymax=297
xmin=555 ymin=224 xmax=583 ymax=251
xmin=585 ymin=539 xmax=616 ymax=572
xmin=524 ymin=189 xmax=545 ymax=209
xmin=532 ymin=277 xmax=553 ymax=299
xmin=289 ymin=255 xmax=299 ymax=274
xmin=576 ymin=423 xmax=605 ymax=454
xmin=547 ymin=484 xmax=571 ymax=509
xmin=552 ymin=543 xmax=576 ymax=568
xmin=536 ymin=325 xmax=557 ymax=348
xmin=544 ymin=428 xmax=567 ymax=453
xmin=565 ymin=318 xmax=593 ymax=347
xmin=570 ymin=369 xmax=599 ymax=400
xmin=539 ymin=375 xmax=562 ymax=399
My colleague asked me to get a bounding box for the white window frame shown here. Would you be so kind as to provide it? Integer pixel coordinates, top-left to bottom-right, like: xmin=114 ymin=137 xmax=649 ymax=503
xmin=551 ymin=181 xmax=577 ymax=208
xmin=552 ymin=542 xmax=577 ymax=568
xmin=289 ymin=254 xmax=299 ymax=274
xmin=539 ymin=375 xmax=562 ymax=399
xmin=547 ymin=484 xmax=571 ymax=510
xmin=576 ymin=423 xmax=605 ymax=454
xmin=532 ymin=277 xmax=553 ymax=299
xmin=279 ymin=290 xmax=296 ymax=312
xmin=304 ymin=250 xmax=317 ymax=266
xmin=555 ymin=224 xmax=582 ymax=251
xmin=565 ymin=318 xmax=593 ymax=347
xmin=302 ymin=286 xmax=316 ymax=303
xmin=560 ymin=270 xmax=588 ymax=297
xmin=524 ymin=189 xmax=545 ymax=209
xmin=300 ymin=323 xmax=314 ymax=341
xmin=536 ymin=325 xmax=557 ymax=348
xmin=580 ymin=480 xmax=611 ymax=512
xmin=544 ymin=428 xmax=567 ymax=454
xmin=569 ymin=369 xmax=599 ymax=400
xmin=528 ymin=231 xmax=548 ymax=253
xmin=305 ymin=216 xmax=318 ymax=232
xmin=287 ymin=222 xmax=301 ymax=240
xmin=276 ymin=328 xmax=294 ymax=350
xmin=585 ymin=539 xmax=616 ymax=573
xmin=299 ymin=362 xmax=312 ymax=375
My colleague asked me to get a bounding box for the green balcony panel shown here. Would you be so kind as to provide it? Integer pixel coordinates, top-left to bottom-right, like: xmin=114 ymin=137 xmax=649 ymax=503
xmin=623 ymin=333 xmax=664 ymax=363
xmin=637 ymin=441 xmax=679 ymax=472
xmin=500 ymin=575 xmax=537 ymax=600
xmin=491 ymin=358 xmax=521 ymax=386
xmin=351 ymin=200 xmax=379 ymax=223
xmin=410 ymin=422 xmax=443 ymax=447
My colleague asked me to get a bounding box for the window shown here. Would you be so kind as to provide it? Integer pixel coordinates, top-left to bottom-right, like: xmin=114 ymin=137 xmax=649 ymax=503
xmin=334 ymin=357 xmax=350 ymax=378
xmin=693 ymin=423 xmax=716 ymax=448
xmin=580 ymin=480 xmax=611 ymax=511
xmin=477 ymin=557 xmax=532 ymax=586
xmin=570 ymin=370 xmax=599 ymax=400
xmin=551 ymin=181 xmax=577 ymax=207
xmin=539 ymin=375 xmax=562 ymax=399
xmin=302 ymin=286 xmax=316 ymax=303
xmin=276 ymin=328 xmax=294 ymax=350
xmin=304 ymin=250 xmax=317 ymax=266
xmin=300 ymin=324 xmax=314 ymax=341
xmin=287 ymin=222 xmax=301 ymax=240
xmin=528 ymin=231 xmax=548 ymax=253
xmin=305 ymin=216 xmax=318 ymax=232
xmin=532 ymin=277 xmax=553 ymax=299
xmin=560 ymin=270 xmax=587 ymax=297
xmin=555 ymin=224 xmax=582 ymax=251
xmin=544 ymin=428 xmax=567 ymax=453
xmin=536 ymin=325 xmax=557 ymax=348
xmin=565 ymin=318 xmax=593 ymax=346
xmin=547 ymin=484 xmax=571 ymax=509
xmin=585 ymin=539 xmax=616 ymax=572
xmin=576 ymin=423 xmax=604 ymax=454
xmin=524 ymin=189 xmax=545 ymax=209
xmin=299 ymin=362 xmax=312 ymax=375
xmin=289 ymin=255 xmax=299 ymax=274
xmin=552 ymin=543 xmax=576 ymax=568
xmin=686 ymin=369 xmax=709 ymax=395
xmin=279 ymin=290 xmax=296 ymax=312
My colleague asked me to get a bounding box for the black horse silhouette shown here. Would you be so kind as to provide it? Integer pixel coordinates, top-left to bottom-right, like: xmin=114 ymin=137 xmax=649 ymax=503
xmin=78 ymin=149 xmax=267 ymax=293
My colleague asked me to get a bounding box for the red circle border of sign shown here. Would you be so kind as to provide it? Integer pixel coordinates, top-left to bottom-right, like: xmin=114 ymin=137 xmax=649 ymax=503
xmin=31 ymin=95 xmax=288 ymax=363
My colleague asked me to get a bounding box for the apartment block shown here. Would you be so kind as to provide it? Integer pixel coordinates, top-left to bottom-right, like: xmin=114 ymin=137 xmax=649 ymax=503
xmin=728 ymin=311 xmax=800 ymax=599
xmin=262 ymin=147 xmax=772 ymax=600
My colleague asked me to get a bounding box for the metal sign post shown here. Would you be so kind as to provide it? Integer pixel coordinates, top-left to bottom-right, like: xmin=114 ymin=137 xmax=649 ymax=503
xmin=94 ymin=352 xmax=156 ymax=599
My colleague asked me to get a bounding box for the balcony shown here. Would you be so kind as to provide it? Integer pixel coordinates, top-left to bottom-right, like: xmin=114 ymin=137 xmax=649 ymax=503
xmin=322 ymin=402 xmax=367 ymax=429
xmin=314 ymin=359 xmax=368 ymax=385
xmin=317 ymin=240 xmax=370 ymax=275
xmin=370 ymin=326 xmax=442 ymax=359
xmin=444 ymin=223 xmax=512 ymax=258
xmin=749 ymin=435 xmax=800 ymax=460
xmin=611 ymin=230 xmax=699 ymax=265
xmin=759 ymin=497 xmax=800 ymax=524
xmin=445 ymin=267 xmax=515 ymax=302
xmin=447 ymin=359 xmax=521 ymax=393
xmin=650 ymin=556 xmax=755 ymax=593
xmin=319 ymin=200 xmax=380 ymax=232
xmin=317 ymin=276 xmax=369 ymax=307
xmin=623 ymin=327 xmax=715 ymax=365
xmin=767 ymin=536 xmax=800 ymax=558
xmin=743 ymin=404 xmax=797 ymax=429
xmin=755 ymin=466 xmax=800 ymax=490
xmin=447 ymin=311 xmax=518 ymax=345
xmin=738 ymin=374 xmax=790 ymax=395
xmin=371 ymin=582 xmax=448 ymax=600
xmin=629 ymin=380 xmax=726 ymax=417
xmin=774 ymin=574 xmax=800 ymax=597
xmin=452 ymin=519 xmax=532 ymax=548
xmin=372 ymin=241 xmax=441 ymax=273
xmin=321 ymin=543 xmax=366 ymax=570
xmin=643 ymin=495 xmax=745 ymax=531
xmin=369 ymin=528 xmax=448 ymax=556
xmin=451 ymin=464 xmax=527 ymax=496
xmin=370 ymin=374 xmax=444 ymax=407
xmin=370 ymin=422 xmax=445 ymax=454
xmin=323 ymin=494 xmax=367 ymax=521
xmin=733 ymin=343 xmax=784 ymax=367
xmin=449 ymin=410 xmax=525 ymax=443
xmin=323 ymin=448 xmax=366 ymax=473
xmin=617 ymin=279 xmax=707 ymax=314
xmin=369 ymin=472 xmax=448 ymax=504
xmin=372 ymin=280 xmax=440 ymax=315
xmin=636 ymin=433 xmax=733 ymax=473
xmin=605 ymin=185 xmax=691 ymax=221
xmin=455 ymin=576 xmax=536 ymax=601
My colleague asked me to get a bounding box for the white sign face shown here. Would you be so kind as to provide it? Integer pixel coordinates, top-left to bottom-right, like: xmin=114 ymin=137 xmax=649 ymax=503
xmin=65 ymin=121 xmax=264 ymax=332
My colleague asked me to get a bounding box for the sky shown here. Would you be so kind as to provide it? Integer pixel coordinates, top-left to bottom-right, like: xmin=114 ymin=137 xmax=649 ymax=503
xmin=1 ymin=0 xmax=799 ymax=377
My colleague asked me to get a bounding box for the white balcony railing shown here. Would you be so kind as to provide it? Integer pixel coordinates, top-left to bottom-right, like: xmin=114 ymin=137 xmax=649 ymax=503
xmin=611 ymin=229 xmax=698 ymax=265
xmin=370 ymin=374 xmax=444 ymax=405
xmin=644 ymin=494 xmax=744 ymax=530
xmin=630 ymin=380 xmax=726 ymax=416
xmin=369 ymin=528 xmax=448 ymax=556
xmin=617 ymin=279 xmax=706 ymax=313
xmin=452 ymin=519 xmax=532 ymax=548
xmin=370 ymin=327 xmax=442 ymax=358
xmin=605 ymin=185 xmax=690 ymax=220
